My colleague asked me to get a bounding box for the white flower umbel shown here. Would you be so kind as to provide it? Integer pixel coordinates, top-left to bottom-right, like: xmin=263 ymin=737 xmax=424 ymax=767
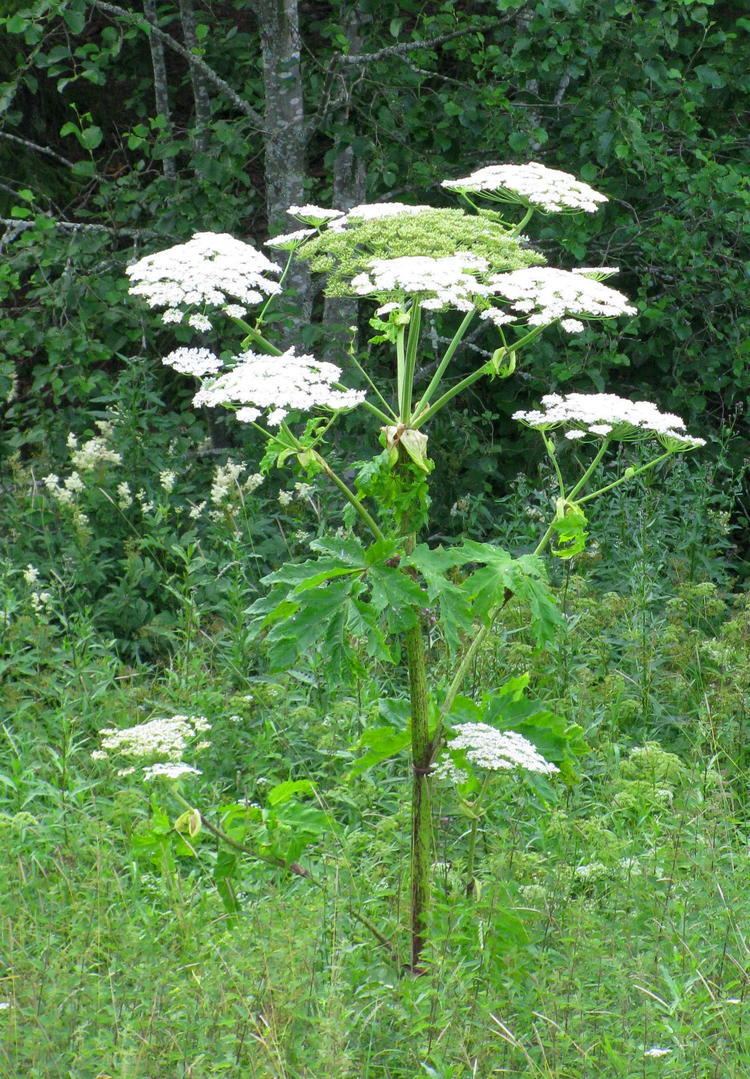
xmin=192 ymin=347 xmax=365 ymax=427
xmin=351 ymin=253 xmax=491 ymax=311
xmin=126 ymin=232 xmax=281 ymax=321
xmin=447 ymin=723 xmax=559 ymax=775
xmin=488 ymin=267 xmax=636 ymax=326
xmin=163 ymin=347 xmax=223 ymax=378
xmin=142 ymin=762 xmax=202 ymax=781
xmin=287 ymin=204 xmax=344 ymax=225
xmin=442 ymin=162 xmax=608 ymax=214
xmin=95 ymin=714 xmax=210 ymax=761
xmin=513 ymin=392 xmax=706 ymax=450
xmin=266 ymin=228 xmax=317 ymax=250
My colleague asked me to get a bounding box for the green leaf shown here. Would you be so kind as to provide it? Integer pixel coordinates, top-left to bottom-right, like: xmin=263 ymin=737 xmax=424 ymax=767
xmin=347 ymin=725 xmax=410 ymax=778
xmin=267 ymin=779 xmax=315 ymax=806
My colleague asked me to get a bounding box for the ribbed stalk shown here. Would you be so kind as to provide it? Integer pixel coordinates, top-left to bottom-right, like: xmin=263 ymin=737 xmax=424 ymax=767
xmin=405 ymin=615 xmax=432 ymax=973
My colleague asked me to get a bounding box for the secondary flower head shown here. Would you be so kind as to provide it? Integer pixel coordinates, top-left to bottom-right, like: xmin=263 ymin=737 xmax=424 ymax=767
xmin=513 ymin=392 xmax=706 ymax=450
xmin=287 ymin=204 xmax=345 ymax=225
xmin=446 ymin=723 xmax=559 ymax=775
xmin=126 ymin=232 xmax=281 ymax=326
xmin=266 ymin=228 xmax=317 ymax=250
xmin=95 ymin=714 xmax=210 ymax=761
xmin=351 ymin=253 xmax=491 ymax=311
xmin=488 ymin=267 xmax=636 ymax=326
xmin=163 ymin=347 xmax=223 ymax=377
xmin=442 ymin=162 xmax=608 ymax=214
xmin=192 ymin=347 xmax=365 ymax=427
xmin=332 ymin=202 xmax=435 ymax=230
xmin=142 ymin=762 xmax=202 ymax=781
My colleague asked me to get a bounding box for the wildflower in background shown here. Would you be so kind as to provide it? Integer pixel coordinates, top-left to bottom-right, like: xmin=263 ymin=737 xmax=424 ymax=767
xmin=159 ymin=470 xmax=176 ymax=493
xmin=187 ymin=313 xmax=212 ymax=332
xmin=117 ymin=481 xmax=133 ymax=509
xmin=70 ymin=436 xmax=122 ymax=471
xmin=287 ymin=204 xmax=344 ymax=225
xmin=66 ymin=432 xmax=78 ymax=449
xmin=278 ymin=490 xmax=293 ymax=507
xmin=95 ymin=714 xmax=210 ymax=761
xmin=188 ymin=501 xmax=206 ymax=519
xmin=294 ymin=482 xmax=313 ymax=500
xmin=446 ymin=723 xmax=559 ymax=775
xmin=30 ymin=591 xmax=52 ymax=613
xmin=142 ymin=762 xmax=202 ymax=781
xmin=210 ymin=460 xmax=243 ymax=505
xmin=243 ymin=472 xmax=264 ymax=494
xmin=432 ymin=758 xmax=469 ymax=785
xmin=192 ymin=348 xmax=364 ymax=427
xmin=513 ymin=392 xmax=705 ymax=450
xmin=23 ymin=564 xmax=39 ymax=585
xmin=126 ymin=232 xmax=281 ymax=324
xmin=644 ymin=1047 xmax=672 ymax=1058
xmin=441 ymin=162 xmax=608 ymax=214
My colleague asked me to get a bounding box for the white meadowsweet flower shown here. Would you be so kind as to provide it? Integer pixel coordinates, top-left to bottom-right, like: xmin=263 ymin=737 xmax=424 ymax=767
xmin=513 ymin=392 xmax=706 ymax=450
xmin=23 ymin=564 xmax=40 ymax=585
xmin=163 ymin=347 xmax=222 ymax=378
xmin=351 ymin=253 xmax=490 ymax=311
xmin=71 ymin=436 xmax=121 ymax=471
xmin=192 ymin=348 xmax=365 ymax=426
xmin=266 ymin=228 xmax=316 ymax=250
xmin=287 ymin=204 xmax=344 ymax=224
xmin=126 ymin=232 xmax=281 ymax=314
xmin=644 ymin=1047 xmax=672 ymax=1059
xmin=244 ymin=472 xmax=264 ymax=493
xmin=159 ymin=469 xmax=177 ymax=493
xmin=278 ymin=490 xmax=293 ymax=507
xmin=489 ymin=267 xmax=636 ymax=325
xmin=142 ymin=762 xmax=202 ymax=781
xmin=210 ymin=460 xmax=243 ymax=504
xmin=187 ymin=312 xmax=212 ymax=332
xmin=96 ymin=714 xmax=210 ymax=761
xmin=30 ymin=591 xmax=52 ymax=612
xmin=117 ymin=481 xmax=133 ymax=508
xmin=447 ymin=723 xmax=559 ymax=775
xmin=442 ymin=162 xmax=608 ymax=214
xmin=66 ymin=432 xmax=78 ymax=449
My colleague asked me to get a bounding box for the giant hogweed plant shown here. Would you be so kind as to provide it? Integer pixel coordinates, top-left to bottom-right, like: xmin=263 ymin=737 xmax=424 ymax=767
xmin=115 ymin=163 xmax=705 ymax=972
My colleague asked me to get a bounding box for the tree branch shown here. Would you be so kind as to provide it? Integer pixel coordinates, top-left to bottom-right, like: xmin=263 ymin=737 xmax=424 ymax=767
xmin=91 ymin=0 xmax=264 ymax=130
xmin=0 ymin=217 xmax=159 ymax=238
xmin=0 ymin=131 xmax=77 ymax=170
xmin=334 ymin=22 xmax=499 ymax=66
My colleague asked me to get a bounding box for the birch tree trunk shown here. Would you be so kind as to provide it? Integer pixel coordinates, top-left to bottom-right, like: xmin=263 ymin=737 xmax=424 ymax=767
xmin=256 ymin=0 xmax=312 ymax=330
xmin=143 ymin=0 xmax=176 ymax=180
xmin=179 ymin=0 xmax=212 ymax=160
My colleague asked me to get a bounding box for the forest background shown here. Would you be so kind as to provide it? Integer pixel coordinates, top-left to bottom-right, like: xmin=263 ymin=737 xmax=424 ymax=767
xmin=1 ymin=1 xmax=750 ymax=1076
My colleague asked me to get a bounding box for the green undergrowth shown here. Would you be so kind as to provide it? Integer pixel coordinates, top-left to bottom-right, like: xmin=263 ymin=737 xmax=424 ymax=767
xmin=2 ymin=557 xmax=750 ymax=1076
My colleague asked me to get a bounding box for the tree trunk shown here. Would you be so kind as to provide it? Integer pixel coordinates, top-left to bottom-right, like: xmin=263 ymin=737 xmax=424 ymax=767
xmin=179 ymin=0 xmax=212 ymax=160
xmin=256 ymin=0 xmax=312 ymax=331
xmin=143 ymin=0 xmax=176 ymax=180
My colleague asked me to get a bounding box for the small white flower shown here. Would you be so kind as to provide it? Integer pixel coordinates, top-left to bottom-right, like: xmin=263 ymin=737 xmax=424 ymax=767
xmin=287 ymin=204 xmax=344 ymax=224
xmin=235 ymin=406 xmax=261 ymax=424
xmin=187 ymin=312 xmax=212 ymax=332
xmin=23 ymin=564 xmax=39 ymax=585
xmin=117 ymin=481 xmax=133 ymax=508
xmin=159 ymin=469 xmax=177 ymax=493
xmin=644 ymin=1047 xmax=672 ymax=1058
xmin=162 ymin=308 xmax=184 ymax=324
xmin=223 ymin=304 xmax=247 ymax=319
xmin=278 ymin=490 xmax=293 ymax=507
xmin=66 ymin=432 xmax=78 ymax=449
xmin=244 ymin=472 xmax=264 ymax=493
xmin=560 ymin=318 xmax=585 ymax=333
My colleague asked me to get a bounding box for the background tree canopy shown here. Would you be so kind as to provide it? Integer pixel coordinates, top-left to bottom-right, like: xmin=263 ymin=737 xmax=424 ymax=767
xmin=1 ymin=0 xmax=747 ymax=477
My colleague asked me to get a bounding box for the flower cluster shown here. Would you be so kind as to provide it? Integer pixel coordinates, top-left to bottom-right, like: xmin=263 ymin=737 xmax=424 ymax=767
xmin=351 ymin=253 xmax=491 ymax=311
xmin=488 ymin=267 xmax=636 ymax=328
xmin=192 ymin=348 xmax=365 ymax=427
xmin=333 ymin=202 xmax=434 ymax=228
xmin=287 ymin=204 xmax=344 ymax=225
xmin=442 ymin=162 xmax=608 ymax=214
xmin=163 ymin=347 xmax=223 ymax=378
xmin=126 ymin=232 xmax=281 ymax=327
xmin=512 ymin=392 xmax=706 ymax=450
xmin=445 ymin=723 xmax=559 ymax=775
xmin=92 ymin=714 xmax=210 ymax=780
xmin=70 ymin=435 xmax=122 ymax=471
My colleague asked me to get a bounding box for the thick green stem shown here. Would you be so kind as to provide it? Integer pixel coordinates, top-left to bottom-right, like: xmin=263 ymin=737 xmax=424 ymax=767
xmin=405 ymin=606 xmax=432 ymax=973
xmin=400 ymin=303 xmax=422 ymax=422
xmin=237 ymin=323 xmax=283 ymax=355
xmin=412 ymin=361 xmax=491 ymax=429
xmin=508 ymin=206 xmax=534 ymax=237
xmin=412 ymin=309 xmax=476 ymax=420
xmin=312 ymin=451 xmax=385 ymax=541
